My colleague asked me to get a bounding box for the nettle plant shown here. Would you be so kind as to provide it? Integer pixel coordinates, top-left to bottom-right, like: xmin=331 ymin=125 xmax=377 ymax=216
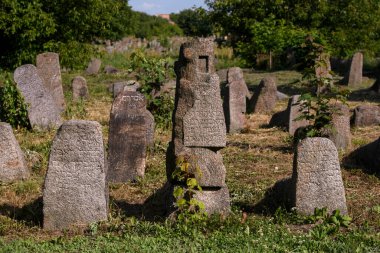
xmin=296 ymin=36 xmax=350 ymax=140
xmin=171 ymin=156 xmax=207 ymax=223
xmin=0 ymin=74 xmax=30 ymax=129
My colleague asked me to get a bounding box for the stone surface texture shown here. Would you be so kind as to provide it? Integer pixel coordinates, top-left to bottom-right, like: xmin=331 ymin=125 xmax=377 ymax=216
xmin=347 ymin=52 xmax=363 ymax=87
xmin=14 ymin=64 xmax=62 ymax=130
xmin=112 ymin=80 xmax=141 ymax=98
xmin=249 ymin=76 xmax=278 ymax=113
xmin=167 ymin=37 xmax=230 ymax=214
xmin=108 ymin=91 xmax=154 ymax=182
xmin=0 ymin=123 xmax=30 ymax=182
xmin=293 ymin=137 xmax=347 ymax=215
xmin=86 ymin=58 xmax=102 ymax=75
xmin=328 ymin=103 xmax=351 ymax=150
xmin=353 ymin=105 xmax=380 ymax=127
xmin=72 ymin=76 xmax=88 ymax=101
xmin=222 ymin=67 xmax=250 ymax=133
xmin=43 ymin=120 xmax=108 ymax=230
xmin=36 ymin=52 xmax=65 ymax=112
xmin=288 ymin=95 xmax=309 ymax=135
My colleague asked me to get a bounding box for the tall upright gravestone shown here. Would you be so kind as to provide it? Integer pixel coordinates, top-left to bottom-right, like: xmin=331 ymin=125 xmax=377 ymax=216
xmin=36 ymin=52 xmax=66 ymax=112
xmin=249 ymin=76 xmax=278 ymax=114
xmin=14 ymin=64 xmax=62 ymax=130
xmin=293 ymin=137 xmax=347 ymax=215
xmin=167 ymin=37 xmax=230 ymax=214
xmin=108 ymin=90 xmax=154 ymax=182
xmin=346 ymin=52 xmax=363 ymax=88
xmin=223 ymin=67 xmax=251 ymax=133
xmin=43 ymin=120 xmax=108 ymax=230
xmin=0 ymin=123 xmax=30 ymax=182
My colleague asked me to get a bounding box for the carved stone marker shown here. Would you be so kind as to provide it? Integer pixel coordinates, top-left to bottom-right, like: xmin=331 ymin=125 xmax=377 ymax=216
xmin=14 ymin=64 xmax=62 ymax=130
xmin=0 ymin=123 xmax=29 ymax=182
xmin=353 ymin=105 xmax=380 ymax=127
xmin=293 ymin=137 xmax=348 ymax=215
xmin=112 ymin=80 xmax=140 ymax=98
xmin=36 ymin=52 xmax=65 ymax=112
xmin=346 ymin=52 xmax=363 ymax=87
xmin=72 ymin=76 xmax=88 ymax=101
xmin=249 ymin=76 xmax=278 ymax=113
xmin=108 ymin=91 xmax=154 ymax=182
xmin=222 ymin=67 xmax=251 ymax=133
xmin=328 ymin=104 xmax=351 ymax=150
xmin=167 ymin=37 xmax=230 ymax=214
xmin=43 ymin=120 xmax=108 ymax=230
xmin=86 ymin=58 xmax=102 ymax=75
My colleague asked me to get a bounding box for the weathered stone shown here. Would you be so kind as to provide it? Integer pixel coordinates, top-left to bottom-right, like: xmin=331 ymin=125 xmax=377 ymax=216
xmin=288 ymin=95 xmax=309 ymax=135
xmin=293 ymin=137 xmax=347 ymax=215
xmin=43 ymin=120 xmax=108 ymax=230
xmin=36 ymin=52 xmax=65 ymax=112
xmin=346 ymin=52 xmax=363 ymax=87
xmin=276 ymin=91 xmax=289 ymax=100
xmin=327 ymin=104 xmax=351 ymax=150
xmin=217 ymin=69 xmax=228 ymax=84
xmin=112 ymin=80 xmax=141 ymax=98
xmin=0 ymin=123 xmax=29 ymax=182
xmin=71 ymin=76 xmax=88 ymax=101
xmin=108 ymin=91 xmax=153 ymax=182
xmin=353 ymin=105 xmax=380 ymax=127
xmin=315 ymin=53 xmax=332 ymax=79
xmin=86 ymin=58 xmax=102 ymax=75
xmin=167 ymin=37 xmax=229 ymax=213
xmin=194 ymin=186 xmax=231 ymax=215
xmin=249 ymin=76 xmax=278 ymax=114
xmin=14 ymin=64 xmax=62 ymax=130
xmin=145 ymin=110 xmax=155 ymax=147
xmin=104 ymin=65 xmax=119 ymax=74
xmin=227 ymin=67 xmax=251 ymax=99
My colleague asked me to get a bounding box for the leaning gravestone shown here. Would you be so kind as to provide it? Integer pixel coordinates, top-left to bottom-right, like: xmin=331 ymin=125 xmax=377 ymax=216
xmin=293 ymin=137 xmax=348 ymax=215
xmin=72 ymin=76 xmax=89 ymax=101
xmin=167 ymin=37 xmax=230 ymax=214
xmin=108 ymin=90 xmax=154 ymax=182
xmin=353 ymin=104 xmax=380 ymax=127
xmin=327 ymin=103 xmax=351 ymax=150
xmin=0 ymin=123 xmax=30 ymax=182
xmin=86 ymin=58 xmax=102 ymax=75
xmin=346 ymin=52 xmax=363 ymax=88
xmin=36 ymin=52 xmax=66 ymax=112
xmin=14 ymin=64 xmax=62 ymax=130
xmin=249 ymin=76 xmax=278 ymax=114
xmin=43 ymin=120 xmax=108 ymax=230
xmin=223 ymin=67 xmax=251 ymax=133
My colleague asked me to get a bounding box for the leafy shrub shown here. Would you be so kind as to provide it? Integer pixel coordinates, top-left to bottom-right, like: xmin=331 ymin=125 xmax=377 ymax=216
xmin=0 ymin=74 xmax=30 ymax=129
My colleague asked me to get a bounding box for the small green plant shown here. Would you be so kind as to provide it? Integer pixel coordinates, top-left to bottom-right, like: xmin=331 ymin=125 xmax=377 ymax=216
xmin=296 ymin=36 xmax=350 ymax=140
xmin=0 ymin=74 xmax=30 ymax=129
xmin=64 ymin=99 xmax=87 ymax=119
xmin=171 ymin=156 xmax=207 ymax=223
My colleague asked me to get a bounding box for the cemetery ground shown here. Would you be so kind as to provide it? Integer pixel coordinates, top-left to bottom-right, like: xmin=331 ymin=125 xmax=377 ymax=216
xmin=0 ymin=65 xmax=379 ymax=251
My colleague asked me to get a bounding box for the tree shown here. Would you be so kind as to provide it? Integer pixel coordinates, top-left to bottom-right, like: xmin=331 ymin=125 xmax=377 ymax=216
xmin=170 ymin=7 xmax=212 ymax=37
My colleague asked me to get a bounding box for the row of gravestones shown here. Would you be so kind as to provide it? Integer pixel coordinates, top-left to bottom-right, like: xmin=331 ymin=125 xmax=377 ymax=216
xmin=1 ymin=38 xmax=377 ymax=231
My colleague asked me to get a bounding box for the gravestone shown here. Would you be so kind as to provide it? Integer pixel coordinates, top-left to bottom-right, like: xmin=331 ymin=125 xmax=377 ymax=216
xmin=86 ymin=58 xmax=102 ymax=75
xmin=14 ymin=64 xmax=62 ymax=130
xmin=315 ymin=53 xmax=332 ymax=79
xmin=287 ymin=95 xmax=309 ymax=135
xmin=43 ymin=120 xmax=108 ymax=230
xmin=112 ymin=80 xmax=140 ymax=98
xmin=249 ymin=76 xmax=278 ymax=113
xmin=72 ymin=76 xmax=88 ymax=101
xmin=223 ymin=67 xmax=251 ymax=133
xmin=293 ymin=137 xmax=348 ymax=215
xmin=347 ymin=137 xmax=380 ymax=172
xmin=167 ymin=37 xmax=230 ymax=214
xmin=353 ymin=105 xmax=380 ymax=127
xmin=0 ymin=123 xmax=30 ymax=182
xmin=346 ymin=52 xmax=363 ymax=87
xmin=104 ymin=65 xmax=119 ymax=74
xmin=108 ymin=91 xmax=154 ymax=182
xmin=36 ymin=52 xmax=65 ymax=112
xmin=327 ymin=104 xmax=351 ymax=150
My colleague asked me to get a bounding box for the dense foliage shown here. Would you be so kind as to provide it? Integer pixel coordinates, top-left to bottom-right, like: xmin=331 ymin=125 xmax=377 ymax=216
xmin=170 ymin=8 xmax=212 ymax=37
xmin=0 ymin=0 xmax=182 ymax=69
xmin=206 ymin=0 xmax=380 ymax=66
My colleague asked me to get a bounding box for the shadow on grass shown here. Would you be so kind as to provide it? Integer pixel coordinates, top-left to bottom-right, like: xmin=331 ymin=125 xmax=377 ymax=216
xmin=227 ymin=141 xmax=293 ymax=154
xmin=0 ymin=196 xmax=43 ymax=227
xmin=234 ymin=178 xmax=294 ymax=216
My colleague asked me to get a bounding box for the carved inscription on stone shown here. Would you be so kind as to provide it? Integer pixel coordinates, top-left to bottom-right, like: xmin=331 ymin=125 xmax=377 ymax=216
xmin=43 ymin=120 xmax=107 ymax=230
xmin=294 ymin=137 xmax=347 ymax=215
xmin=108 ymin=91 xmax=152 ymax=182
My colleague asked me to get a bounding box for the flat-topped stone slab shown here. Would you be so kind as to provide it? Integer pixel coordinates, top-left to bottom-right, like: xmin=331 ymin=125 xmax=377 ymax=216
xmin=43 ymin=120 xmax=108 ymax=230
